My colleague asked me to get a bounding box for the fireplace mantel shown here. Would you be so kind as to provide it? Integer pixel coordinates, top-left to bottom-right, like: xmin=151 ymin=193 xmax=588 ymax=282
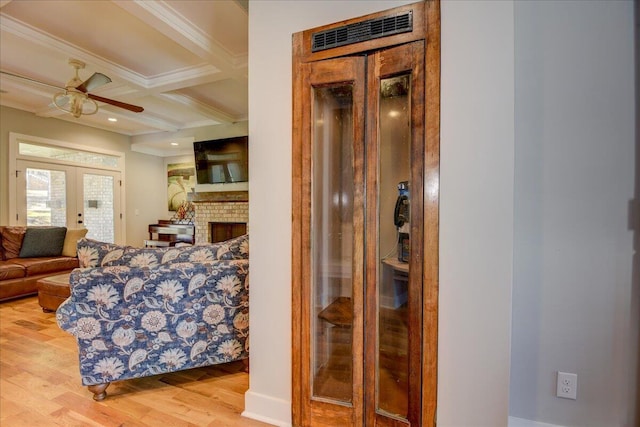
xmin=191 ymin=191 xmax=248 ymax=203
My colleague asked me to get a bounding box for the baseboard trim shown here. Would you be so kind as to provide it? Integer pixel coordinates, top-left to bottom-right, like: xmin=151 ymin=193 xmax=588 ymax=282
xmin=509 ymin=416 xmax=565 ymax=427
xmin=243 ymin=390 xmax=292 ymax=427
xmin=242 ymin=402 xmax=564 ymax=427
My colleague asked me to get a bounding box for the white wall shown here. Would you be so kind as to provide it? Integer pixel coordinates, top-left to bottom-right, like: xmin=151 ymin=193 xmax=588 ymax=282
xmin=247 ymin=1 xmax=515 ymax=426
xmin=510 ymin=1 xmax=637 ymax=426
xmin=439 ymin=0 xmax=515 ymax=425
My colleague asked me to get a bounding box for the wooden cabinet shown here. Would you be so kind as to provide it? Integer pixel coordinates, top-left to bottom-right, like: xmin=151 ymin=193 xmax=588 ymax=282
xmin=291 ymin=2 xmax=440 ymax=426
xmin=145 ymin=222 xmax=195 ymax=247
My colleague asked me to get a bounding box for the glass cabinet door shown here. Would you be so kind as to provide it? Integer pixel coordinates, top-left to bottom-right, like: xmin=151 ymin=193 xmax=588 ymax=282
xmin=365 ymin=41 xmax=425 ymax=427
xmin=295 ymin=55 xmax=366 ymax=427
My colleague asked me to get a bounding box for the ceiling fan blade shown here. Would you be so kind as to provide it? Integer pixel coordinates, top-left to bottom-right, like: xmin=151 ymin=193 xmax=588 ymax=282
xmin=87 ymin=93 xmax=144 ymax=113
xmin=0 ymin=70 xmax=65 ymax=91
xmin=76 ymin=72 xmax=111 ymax=93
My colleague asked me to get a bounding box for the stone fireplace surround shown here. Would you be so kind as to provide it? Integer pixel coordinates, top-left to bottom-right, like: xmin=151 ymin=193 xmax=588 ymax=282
xmin=191 ymin=191 xmax=248 ymax=243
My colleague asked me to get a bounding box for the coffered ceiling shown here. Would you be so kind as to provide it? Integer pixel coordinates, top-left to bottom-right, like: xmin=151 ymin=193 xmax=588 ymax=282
xmin=0 ymin=0 xmax=248 ymax=154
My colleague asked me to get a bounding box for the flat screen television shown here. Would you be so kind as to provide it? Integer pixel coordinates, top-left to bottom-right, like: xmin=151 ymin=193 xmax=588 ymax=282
xmin=194 ymin=136 xmax=248 ymax=184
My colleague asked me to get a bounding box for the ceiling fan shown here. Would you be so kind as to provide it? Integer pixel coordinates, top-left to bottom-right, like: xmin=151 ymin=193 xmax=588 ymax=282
xmin=0 ymin=58 xmax=144 ymax=118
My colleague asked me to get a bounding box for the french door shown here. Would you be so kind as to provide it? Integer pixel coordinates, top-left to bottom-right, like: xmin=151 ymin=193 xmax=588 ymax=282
xmin=292 ymin=1 xmax=440 ymax=423
xmin=15 ymin=160 xmax=122 ymax=243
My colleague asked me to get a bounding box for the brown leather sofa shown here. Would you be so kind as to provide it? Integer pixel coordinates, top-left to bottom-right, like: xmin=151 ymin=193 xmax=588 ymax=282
xmin=0 ymin=226 xmax=80 ymax=302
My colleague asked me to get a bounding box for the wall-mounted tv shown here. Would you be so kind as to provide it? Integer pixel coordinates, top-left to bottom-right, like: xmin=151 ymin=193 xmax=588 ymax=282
xmin=194 ymin=136 xmax=248 ymax=184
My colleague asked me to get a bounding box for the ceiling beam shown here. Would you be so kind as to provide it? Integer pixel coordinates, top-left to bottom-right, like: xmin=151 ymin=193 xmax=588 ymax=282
xmin=112 ymin=1 xmax=247 ymax=73
xmin=159 ymin=93 xmax=239 ymax=124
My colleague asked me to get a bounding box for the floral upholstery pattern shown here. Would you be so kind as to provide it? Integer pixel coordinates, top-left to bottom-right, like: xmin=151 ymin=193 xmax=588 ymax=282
xmin=56 ymin=236 xmax=249 ymax=391
xmin=76 ymin=233 xmax=249 ymax=269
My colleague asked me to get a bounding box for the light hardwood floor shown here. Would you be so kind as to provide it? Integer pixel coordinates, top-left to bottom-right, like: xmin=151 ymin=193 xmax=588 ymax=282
xmin=0 ymin=296 xmax=273 ymax=427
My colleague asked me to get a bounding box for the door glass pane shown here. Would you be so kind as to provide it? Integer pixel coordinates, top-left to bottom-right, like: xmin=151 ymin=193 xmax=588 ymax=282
xmin=83 ymin=174 xmax=115 ymax=243
xmin=311 ymin=84 xmax=354 ymax=403
xmin=25 ymin=168 xmax=66 ymax=226
xmin=19 ymin=141 xmax=120 ymax=168
xmin=377 ymin=74 xmax=411 ymax=418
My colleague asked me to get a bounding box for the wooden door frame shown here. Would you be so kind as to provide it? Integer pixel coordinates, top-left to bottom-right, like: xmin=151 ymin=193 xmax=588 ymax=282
xmin=421 ymin=1 xmax=441 ymax=424
xmin=292 ymin=2 xmax=440 ymax=426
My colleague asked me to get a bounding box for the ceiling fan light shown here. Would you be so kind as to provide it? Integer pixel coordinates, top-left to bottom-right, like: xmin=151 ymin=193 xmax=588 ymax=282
xmin=71 ymin=94 xmax=83 ymax=117
xmin=53 ymin=92 xmax=69 ymax=108
xmin=80 ymin=96 xmax=99 ymax=116
xmin=53 ymin=91 xmax=98 ymax=118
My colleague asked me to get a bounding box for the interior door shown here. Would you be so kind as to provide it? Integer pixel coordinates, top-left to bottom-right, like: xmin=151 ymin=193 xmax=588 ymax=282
xmin=16 ymin=160 xmax=122 ymax=243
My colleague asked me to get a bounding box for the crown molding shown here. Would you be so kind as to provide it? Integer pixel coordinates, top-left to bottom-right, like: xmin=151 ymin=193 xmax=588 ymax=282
xmin=146 ymin=64 xmax=221 ymax=91
xmin=107 ymin=108 xmax=182 ymax=133
xmin=1 ymin=98 xmax=36 ymax=113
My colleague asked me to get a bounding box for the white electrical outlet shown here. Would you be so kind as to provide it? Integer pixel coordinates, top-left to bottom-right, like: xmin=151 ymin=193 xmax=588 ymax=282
xmin=556 ymin=372 xmax=577 ymax=400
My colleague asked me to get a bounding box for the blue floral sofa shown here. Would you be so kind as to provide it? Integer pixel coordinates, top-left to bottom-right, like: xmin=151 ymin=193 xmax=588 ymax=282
xmin=56 ymin=234 xmax=249 ymax=401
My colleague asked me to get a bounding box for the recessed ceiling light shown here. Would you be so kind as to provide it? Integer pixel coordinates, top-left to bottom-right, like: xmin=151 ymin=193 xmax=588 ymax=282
xmin=108 ymin=117 xmax=117 ymax=122
xmin=170 ymin=142 xmax=179 ymax=146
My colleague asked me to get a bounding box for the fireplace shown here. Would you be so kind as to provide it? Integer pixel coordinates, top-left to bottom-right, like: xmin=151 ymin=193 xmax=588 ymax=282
xmin=192 ymin=192 xmax=248 ymax=243
xmin=210 ymin=222 xmax=247 ymax=243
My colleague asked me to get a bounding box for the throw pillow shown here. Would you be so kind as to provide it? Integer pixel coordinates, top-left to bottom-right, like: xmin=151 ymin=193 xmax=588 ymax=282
xmin=19 ymin=227 xmax=67 ymax=258
xmin=61 ymin=228 xmax=88 ymax=257
xmin=1 ymin=226 xmax=26 ymax=259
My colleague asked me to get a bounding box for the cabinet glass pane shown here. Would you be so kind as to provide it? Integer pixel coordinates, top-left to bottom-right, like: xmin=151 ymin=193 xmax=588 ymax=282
xmin=311 ymin=84 xmax=354 ymax=403
xmin=377 ymin=74 xmax=411 ymax=418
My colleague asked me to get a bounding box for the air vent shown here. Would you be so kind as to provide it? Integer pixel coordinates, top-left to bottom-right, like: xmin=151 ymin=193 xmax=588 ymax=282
xmin=312 ymin=11 xmax=413 ymax=52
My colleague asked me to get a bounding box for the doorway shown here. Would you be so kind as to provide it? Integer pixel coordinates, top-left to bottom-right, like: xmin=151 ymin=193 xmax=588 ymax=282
xmin=9 ymin=133 xmax=125 ymax=244
xmin=15 ymin=161 xmax=121 ymax=243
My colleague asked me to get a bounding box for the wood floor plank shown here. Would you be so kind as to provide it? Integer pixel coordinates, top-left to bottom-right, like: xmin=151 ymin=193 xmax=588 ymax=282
xmin=47 ymin=407 xmax=113 ymax=427
xmin=52 ymin=391 xmax=147 ymax=426
xmin=5 ymin=371 xmax=70 ymax=400
xmin=0 ymin=395 xmax=23 ymax=419
xmin=0 ymin=378 xmax=65 ymax=419
xmin=0 ymin=297 xmax=272 ymax=427
xmin=1 ymin=409 xmax=70 ymax=427
xmin=139 ymin=409 xmax=201 ymax=427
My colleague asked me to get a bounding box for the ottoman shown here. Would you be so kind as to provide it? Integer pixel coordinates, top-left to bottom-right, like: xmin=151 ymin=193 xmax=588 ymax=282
xmin=37 ymin=273 xmax=71 ymax=313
